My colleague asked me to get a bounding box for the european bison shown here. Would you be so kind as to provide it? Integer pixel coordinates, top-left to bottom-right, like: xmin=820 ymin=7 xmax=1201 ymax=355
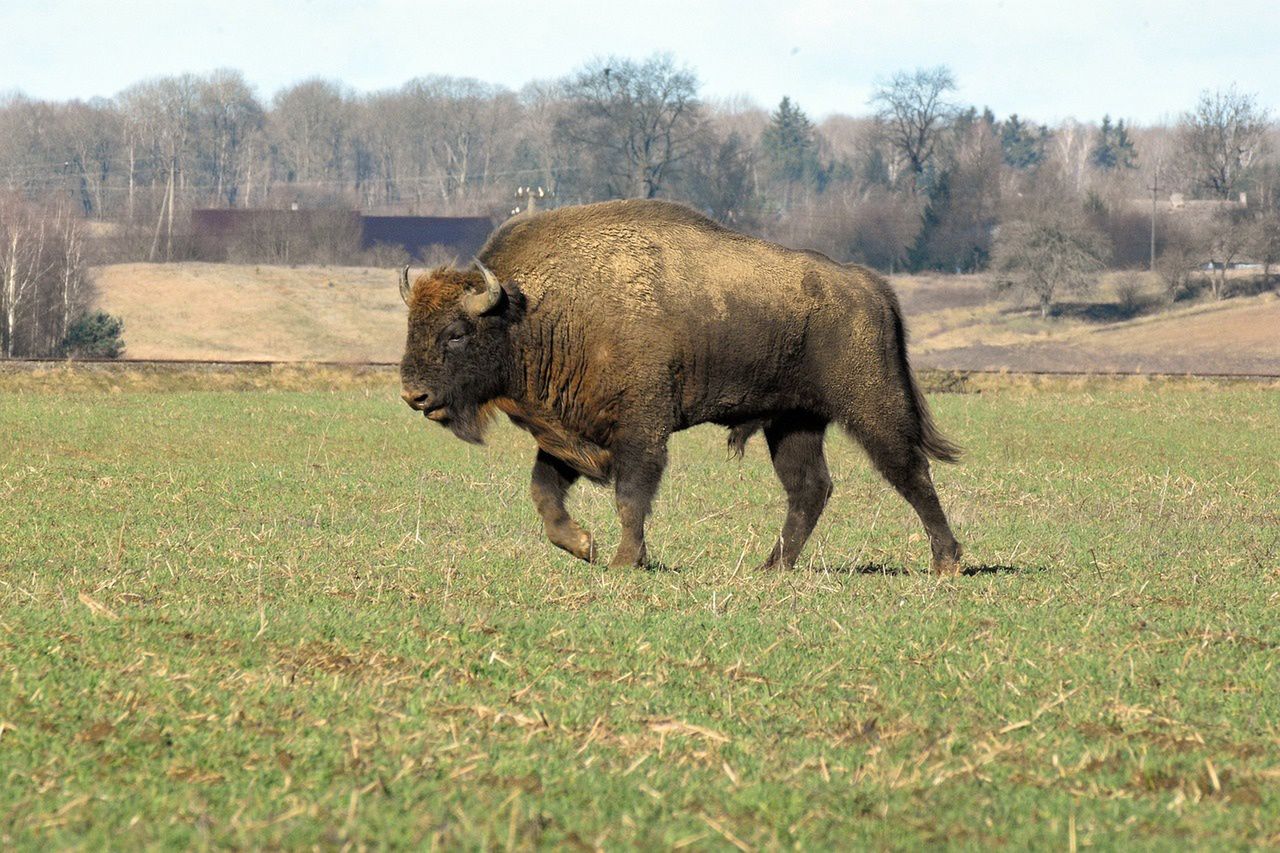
xmin=399 ymin=199 xmax=963 ymax=572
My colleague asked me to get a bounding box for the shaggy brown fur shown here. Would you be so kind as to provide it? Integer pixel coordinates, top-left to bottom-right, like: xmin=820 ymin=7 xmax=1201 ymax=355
xmin=407 ymin=269 xmax=467 ymax=313
xmin=399 ymin=199 xmax=963 ymax=572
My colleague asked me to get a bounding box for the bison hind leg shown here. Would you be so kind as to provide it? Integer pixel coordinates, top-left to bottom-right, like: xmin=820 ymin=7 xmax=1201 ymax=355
xmin=844 ymin=417 xmax=962 ymax=574
xmin=760 ymin=414 xmax=832 ymax=570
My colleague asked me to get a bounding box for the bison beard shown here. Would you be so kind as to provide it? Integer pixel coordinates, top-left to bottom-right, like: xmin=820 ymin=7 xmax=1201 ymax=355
xmin=399 ymin=199 xmax=965 ymax=573
xmin=439 ymin=400 xmax=492 ymax=446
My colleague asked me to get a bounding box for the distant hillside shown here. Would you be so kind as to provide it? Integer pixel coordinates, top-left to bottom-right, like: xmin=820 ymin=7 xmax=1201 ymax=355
xmin=94 ymin=263 xmax=405 ymax=362
xmin=92 ymin=263 xmax=1280 ymax=374
xmin=897 ymin=274 xmax=1280 ymax=375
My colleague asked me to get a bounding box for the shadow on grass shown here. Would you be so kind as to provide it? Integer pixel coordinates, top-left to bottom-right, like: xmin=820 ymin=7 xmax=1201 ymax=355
xmin=1000 ymin=302 xmax=1147 ymax=323
xmin=814 ymin=563 xmax=1040 ymax=577
xmin=962 ymin=563 xmax=1040 ymax=576
xmin=641 ymin=560 xmax=683 ymax=574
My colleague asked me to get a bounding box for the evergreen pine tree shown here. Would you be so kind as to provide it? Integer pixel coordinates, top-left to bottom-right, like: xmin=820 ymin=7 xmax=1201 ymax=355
xmin=909 ymin=169 xmax=951 ymax=270
xmin=1112 ymin=119 xmax=1138 ymax=169
xmin=1091 ymin=115 xmax=1138 ymax=170
xmin=761 ymin=97 xmax=820 ymax=207
xmin=999 ymin=114 xmax=1047 ymax=169
xmin=1091 ymin=115 xmax=1118 ymax=169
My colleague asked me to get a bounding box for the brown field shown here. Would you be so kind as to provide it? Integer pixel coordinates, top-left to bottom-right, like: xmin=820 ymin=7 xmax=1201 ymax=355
xmin=93 ymin=263 xmax=1280 ymax=374
xmin=896 ymin=273 xmax=1280 ymax=374
xmin=94 ymin=262 xmax=404 ymax=362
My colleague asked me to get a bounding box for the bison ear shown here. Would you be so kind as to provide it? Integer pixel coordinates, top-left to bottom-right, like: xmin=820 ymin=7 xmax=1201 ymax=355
xmin=398 ymin=265 xmax=412 ymax=305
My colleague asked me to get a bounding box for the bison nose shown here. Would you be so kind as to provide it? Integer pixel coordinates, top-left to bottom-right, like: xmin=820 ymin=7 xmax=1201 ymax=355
xmin=402 ymin=390 xmax=433 ymax=411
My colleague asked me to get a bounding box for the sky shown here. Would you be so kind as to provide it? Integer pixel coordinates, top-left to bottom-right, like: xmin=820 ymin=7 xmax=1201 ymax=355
xmin=2 ymin=0 xmax=1277 ymax=124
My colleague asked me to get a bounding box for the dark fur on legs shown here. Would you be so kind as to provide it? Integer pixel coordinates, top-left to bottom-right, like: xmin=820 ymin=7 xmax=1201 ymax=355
xmin=609 ymin=446 xmax=668 ymax=568
xmin=760 ymin=414 xmax=833 ymax=569
xmin=530 ymin=450 xmax=597 ymax=562
xmin=860 ymin=437 xmax=962 ymax=574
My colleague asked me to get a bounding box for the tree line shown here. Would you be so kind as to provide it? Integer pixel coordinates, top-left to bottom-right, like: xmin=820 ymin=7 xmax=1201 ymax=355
xmin=1 ymin=56 xmax=1277 ymax=354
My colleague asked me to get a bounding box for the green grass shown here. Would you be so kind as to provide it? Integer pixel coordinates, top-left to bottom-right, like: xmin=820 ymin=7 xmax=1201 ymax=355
xmin=1 ymin=372 xmax=1278 ymax=849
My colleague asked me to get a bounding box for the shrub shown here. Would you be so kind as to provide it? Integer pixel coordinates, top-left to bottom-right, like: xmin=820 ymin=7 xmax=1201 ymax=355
xmin=1112 ymin=272 xmax=1146 ymax=317
xmin=1156 ymin=236 xmax=1203 ymax=302
xmin=60 ymin=311 xmax=125 ymax=359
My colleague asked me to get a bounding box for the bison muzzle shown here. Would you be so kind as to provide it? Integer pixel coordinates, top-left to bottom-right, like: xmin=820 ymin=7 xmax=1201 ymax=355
xmin=399 ymin=200 xmax=963 ymax=573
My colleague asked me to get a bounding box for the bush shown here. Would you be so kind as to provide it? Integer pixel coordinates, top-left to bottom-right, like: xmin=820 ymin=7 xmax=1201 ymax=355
xmin=1156 ymin=236 xmax=1203 ymax=302
xmin=359 ymin=240 xmax=413 ymax=268
xmin=60 ymin=311 xmax=125 ymax=359
xmin=1112 ymin=272 xmax=1146 ymax=317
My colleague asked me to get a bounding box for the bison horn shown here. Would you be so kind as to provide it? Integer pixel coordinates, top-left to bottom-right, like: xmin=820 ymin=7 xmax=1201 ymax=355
xmin=398 ymin=265 xmax=412 ymax=305
xmin=464 ymin=259 xmax=504 ymax=316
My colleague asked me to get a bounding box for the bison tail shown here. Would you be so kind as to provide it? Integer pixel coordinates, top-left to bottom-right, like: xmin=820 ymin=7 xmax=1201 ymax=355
xmin=891 ymin=305 xmax=962 ymax=464
xmin=911 ymin=375 xmax=962 ymax=463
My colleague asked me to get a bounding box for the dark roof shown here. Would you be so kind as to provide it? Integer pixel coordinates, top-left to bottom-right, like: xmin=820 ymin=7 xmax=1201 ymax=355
xmin=361 ymin=215 xmax=493 ymax=260
xmin=190 ymin=210 xmax=495 ymax=261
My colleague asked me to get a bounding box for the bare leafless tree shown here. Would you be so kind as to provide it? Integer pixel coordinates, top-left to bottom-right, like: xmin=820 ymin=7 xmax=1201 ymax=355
xmin=870 ymin=66 xmax=958 ymax=191
xmin=0 ymin=193 xmax=91 ymax=356
xmin=514 ymin=80 xmax=576 ymax=202
xmin=0 ymin=192 xmax=47 ymax=356
xmin=992 ymin=198 xmax=1111 ymax=318
xmin=830 ymin=187 xmax=922 ymax=272
xmin=1047 ymin=119 xmax=1091 ymax=193
xmin=270 ymin=79 xmax=354 ymax=195
xmin=559 ymin=55 xmax=703 ymax=199
xmin=196 ymin=70 xmax=265 ymax=207
xmin=117 ymin=75 xmax=201 ymax=259
xmin=1250 ymin=210 xmax=1280 ymax=289
xmin=59 ymin=100 xmax=121 ymax=217
xmin=1155 ymin=224 xmax=1205 ymax=301
xmin=1178 ymin=87 xmax=1270 ymax=200
xmin=1204 ymin=210 xmax=1252 ymax=299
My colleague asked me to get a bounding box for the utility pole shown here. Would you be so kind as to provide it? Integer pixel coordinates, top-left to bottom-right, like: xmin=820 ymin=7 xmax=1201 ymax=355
xmin=1149 ymin=162 xmax=1160 ymax=272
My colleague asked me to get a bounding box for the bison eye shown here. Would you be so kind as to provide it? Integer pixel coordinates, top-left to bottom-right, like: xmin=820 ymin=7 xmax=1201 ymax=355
xmin=441 ymin=321 xmax=471 ymax=353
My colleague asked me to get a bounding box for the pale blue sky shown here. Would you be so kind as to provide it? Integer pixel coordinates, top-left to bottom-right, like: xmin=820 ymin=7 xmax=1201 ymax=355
xmin=2 ymin=0 xmax=1276 ymax=124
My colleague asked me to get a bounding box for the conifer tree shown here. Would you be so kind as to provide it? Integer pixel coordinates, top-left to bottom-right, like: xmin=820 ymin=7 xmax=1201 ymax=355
xmin=999 ymin=114 xmax=1048 ymax=169
xmin=1090 ymin=115 xmax=1138 ymax=170
xmin=762 ymin=97 xmax=819 ymax=183
xmin=760 ymin=96 xmax=821 ymax=208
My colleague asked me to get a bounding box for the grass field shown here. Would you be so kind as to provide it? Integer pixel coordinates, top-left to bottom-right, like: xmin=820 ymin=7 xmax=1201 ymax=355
xmin=1 ymin=370 xmax=1278 ymax=848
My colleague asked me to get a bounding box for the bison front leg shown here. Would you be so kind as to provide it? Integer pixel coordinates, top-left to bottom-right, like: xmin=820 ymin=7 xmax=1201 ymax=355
xmin=609 ymin=446 xmax=668 ymax=568
xmin=530 ymin=450 xmax=598 ymax=563
xmin=761 ymin=416 xmax=833 ymax=570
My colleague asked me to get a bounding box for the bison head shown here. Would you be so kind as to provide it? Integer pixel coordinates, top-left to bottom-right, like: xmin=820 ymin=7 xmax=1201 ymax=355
xmin=399 ymin=261 xmax=524 ymax=444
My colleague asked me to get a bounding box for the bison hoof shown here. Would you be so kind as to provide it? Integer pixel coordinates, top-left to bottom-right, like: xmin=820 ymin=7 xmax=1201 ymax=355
xmin=931 ymin=558 xmax=960 ymax=575
xmin=549 ymin=527 xmax=598 ymax=564
xmin=931 ymin=540 xmax=964 ymax=576
xmin=608 ymin=543 xmax=647 ymax=569
xmin=567 ymin=539 xmax=598 ymax=564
